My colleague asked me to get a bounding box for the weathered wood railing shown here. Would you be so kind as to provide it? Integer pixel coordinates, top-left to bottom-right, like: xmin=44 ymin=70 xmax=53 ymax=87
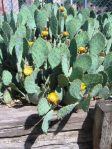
xmin=93 ymin=100 xmax=112 ymax=149
xmin=0 ymin=101 xmax=96 ymax=149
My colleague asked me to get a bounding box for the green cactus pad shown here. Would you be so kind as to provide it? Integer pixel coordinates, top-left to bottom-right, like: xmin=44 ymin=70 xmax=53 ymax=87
xmin=69 ymin=79 xmax=82 ymax=100
xmin=2 ymin=70 xmax=12 ymax=86
xmin=89 ymin=32 xmax=105 ymax=55
xmin=73 ymin=54 xmax=92 ymax=73
xmin=37 ymin=98 xmax=51 ymax=116
xmin=42 ymin=110 xmax=53 ymax=133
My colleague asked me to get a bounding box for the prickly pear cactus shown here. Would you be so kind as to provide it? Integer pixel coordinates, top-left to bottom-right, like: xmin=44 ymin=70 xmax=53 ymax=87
xmin=0 ymin=1 xmax=112 ymax=133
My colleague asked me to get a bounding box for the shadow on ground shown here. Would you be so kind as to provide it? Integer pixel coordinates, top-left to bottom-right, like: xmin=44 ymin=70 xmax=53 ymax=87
xmin=77 ymin=108 xmax=94 ymax=149
xmin=24 ymin=108 xmax=94 ymax=149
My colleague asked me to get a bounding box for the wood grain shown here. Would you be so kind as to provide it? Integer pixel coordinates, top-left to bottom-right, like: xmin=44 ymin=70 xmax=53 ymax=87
xmin=93 ymin=100 xmax=112 ymax=149
xmin=0 ymin=101 xmax=96 ymax=149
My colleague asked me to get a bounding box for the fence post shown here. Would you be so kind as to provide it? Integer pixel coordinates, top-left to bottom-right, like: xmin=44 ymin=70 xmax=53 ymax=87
xmin=70 ymin=0 xmax=73 ymax=5
xmin=84 ymin=0 xmax=88 ymax=8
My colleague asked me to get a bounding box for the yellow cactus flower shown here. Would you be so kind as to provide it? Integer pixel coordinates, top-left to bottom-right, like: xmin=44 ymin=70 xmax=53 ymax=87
xmin=23 ymin=66 xmax=33 ymax=76
xmin=63 ymin=31 xmax=69 ymax=37
xmin=59 ymin=6 xmax=65 ymax=12
xmin=78 ymin=47 xmax=87 ymax=54
xmin=41 ymin=30 xmax=49 ymax=37
xmin=28 ymin=41 xmax=34 ymax=47
xmin=81 ymin=83 xmax=86 ymax=91
xmin=47 ymin=92 xmax=59 ymax=105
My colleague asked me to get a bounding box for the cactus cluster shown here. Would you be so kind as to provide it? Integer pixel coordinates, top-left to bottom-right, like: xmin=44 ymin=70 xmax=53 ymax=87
xmin=0 ymin=0 xmax=112 ymax=133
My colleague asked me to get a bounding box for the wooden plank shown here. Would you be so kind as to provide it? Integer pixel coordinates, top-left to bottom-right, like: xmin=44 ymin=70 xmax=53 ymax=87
xmin=0 ymin=101 xmax=95 ymax=149
xmin=0 ymin=142 xmax=92 ymax=149
xmin=100 ymin=112 xmax=112 ymax=149
xmin=93 ymin=100 xmax=112 ymax=149
xmin=0 ymin=102 xmax=95 ymax=138
xmin=0 ymin=131 xmax=92 ymax=149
